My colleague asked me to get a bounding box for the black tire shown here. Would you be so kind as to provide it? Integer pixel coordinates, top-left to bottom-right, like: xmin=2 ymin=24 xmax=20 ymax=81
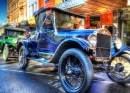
xmin=3 ymin=45 xmax=9 ymax=61
xmin=19 ymin=46 xmax=28 ymax=69
xmin=58 ymin=48 xmax=94 ymax=93
xmin=107 ymin=54 xmax=130 ymax=84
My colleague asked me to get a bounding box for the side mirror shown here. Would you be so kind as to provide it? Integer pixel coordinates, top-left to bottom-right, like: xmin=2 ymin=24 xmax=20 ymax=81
xmin=25 ymin=32 xmax=30 ymax=38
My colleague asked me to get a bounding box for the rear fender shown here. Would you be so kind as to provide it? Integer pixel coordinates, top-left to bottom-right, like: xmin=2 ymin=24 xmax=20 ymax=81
xmin=2 ymin=42 xmax=11 ymax=50
xmin=17 ymin=41 xmax=29 ymax=56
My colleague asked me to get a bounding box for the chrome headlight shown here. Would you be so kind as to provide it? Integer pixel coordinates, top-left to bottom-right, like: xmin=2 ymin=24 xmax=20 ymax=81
xmin=115 ymin=38 xmax=122 ymax=50
xmin=88 ymin=34 xmax=97 ymax=47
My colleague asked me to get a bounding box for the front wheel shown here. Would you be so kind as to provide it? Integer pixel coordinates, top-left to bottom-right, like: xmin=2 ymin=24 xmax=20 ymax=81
xmin=3 ymin=45 xmax=9 ymax=61
xmin=19 ymin=46 xmax=28 ymax=69
xmin=58 ymin=48 xmax=94 ymax=93
xmin=107 ymin=54 xmax=130 ymax=84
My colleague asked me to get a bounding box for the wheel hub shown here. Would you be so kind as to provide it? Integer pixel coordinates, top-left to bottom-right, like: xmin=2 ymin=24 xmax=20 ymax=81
xmin=115 ymin=63 xmax=124 ymax=72
xmin=72 ymin=66 xmax=81 ymax=74
xmin=71 ymin=66 xmax=81 ymax=78
xmin=66 ymin=65 xmax=81 ymax=78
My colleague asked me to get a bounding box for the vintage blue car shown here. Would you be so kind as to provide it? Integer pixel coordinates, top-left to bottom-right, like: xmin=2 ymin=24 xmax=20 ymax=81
xmin=17 ymin=7 xmax=130 ymax=93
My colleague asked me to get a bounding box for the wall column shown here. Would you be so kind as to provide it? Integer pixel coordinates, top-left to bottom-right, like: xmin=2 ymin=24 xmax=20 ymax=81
xmin=112 ymin=10 xmax=122 ymax=40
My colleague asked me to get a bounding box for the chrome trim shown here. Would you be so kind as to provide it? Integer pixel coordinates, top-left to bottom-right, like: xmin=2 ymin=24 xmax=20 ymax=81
xmin=87 ymin=34 xmax=97 ymax=48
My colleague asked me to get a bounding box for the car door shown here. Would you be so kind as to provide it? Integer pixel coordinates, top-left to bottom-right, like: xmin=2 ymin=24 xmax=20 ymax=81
xmin=37 ymin=10 xmax=55 ymax=53
xmin=37 ymin=29 xmax=55 ymax=53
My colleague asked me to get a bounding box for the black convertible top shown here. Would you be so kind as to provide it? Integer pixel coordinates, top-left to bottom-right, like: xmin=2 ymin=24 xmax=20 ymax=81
xmin=34 ymin=7 xmax=85 ymax=18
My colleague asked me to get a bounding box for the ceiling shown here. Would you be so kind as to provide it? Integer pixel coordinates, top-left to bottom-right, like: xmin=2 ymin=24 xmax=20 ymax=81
xmin=68 ymin=0 xmax=127 ymax=16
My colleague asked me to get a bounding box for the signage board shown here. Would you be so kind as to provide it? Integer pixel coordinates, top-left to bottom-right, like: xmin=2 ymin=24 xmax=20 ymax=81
xmin=28 ymin=16 xmax=35 ymax=24
xmin=55 ymin=0 xmax=62 ymax=5
xmin=56 ymin=0 xmax=85 ymax=9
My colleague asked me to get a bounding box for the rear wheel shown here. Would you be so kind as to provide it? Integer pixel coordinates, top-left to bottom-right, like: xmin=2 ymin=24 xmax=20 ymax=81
xmin=19 ymin=46 xmax=28 ymax=69
xmin=107 ymin=54 xmax=130 ymax=84
xmin=58 ymin=48 xmax=93 ymax=93
xmin=3 ymin=45 xmax=9 ymax=61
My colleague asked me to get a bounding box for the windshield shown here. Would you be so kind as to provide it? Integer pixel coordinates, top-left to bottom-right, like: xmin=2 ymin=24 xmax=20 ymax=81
xmin=35 ymin=9 xmax=85 ymax=31
xmin=7 ymin=30 xmax=24 ymax=37
xmin=55 ymin=12 xmax=84 ymax=29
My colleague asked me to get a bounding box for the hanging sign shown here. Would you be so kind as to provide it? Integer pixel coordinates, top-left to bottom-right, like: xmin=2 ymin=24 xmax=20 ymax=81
xmin=56 ymin=0 xmax=85 ymax=9
xmin=100 ymin=12 xmax=113 ymax=26
xmin=55 ymin=0 xmax=62 ymax=5
xmin=45 ymin=0 xmax=50 ymax=7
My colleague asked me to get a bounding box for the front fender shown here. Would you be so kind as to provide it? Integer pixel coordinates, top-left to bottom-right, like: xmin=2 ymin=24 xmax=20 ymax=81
xmin=50 ymin=38 xmax=91 ymax=64
xmin=4 ymin=42 xmax=10 ymax=46
xmin=17 ymin=40 xmax=29 ymax=56
xmin=112 ymin=45 xmax=130 ymax=57
xmin=58 ymin=38 xmax=90 ymax=51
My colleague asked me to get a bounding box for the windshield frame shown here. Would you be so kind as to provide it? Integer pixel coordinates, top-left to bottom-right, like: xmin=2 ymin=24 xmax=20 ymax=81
xmin=34 ymin=7 xmax=85 ymax=33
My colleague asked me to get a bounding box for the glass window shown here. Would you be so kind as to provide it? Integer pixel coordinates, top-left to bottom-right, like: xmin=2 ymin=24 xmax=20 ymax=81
xmin=36 ymin=10 xmax=54 ymax=32
xmin=35 ymin=2 xmax=37 ymax=11
xmin=42 ymin=10 xmax=54 ymax=30
xmin=29 ymin=6 xmax=31 ymax=18
xmin=55 ymin=12 xmax=84 ymax=29
xmin=32 ymin=4 xmax=34 ymax=16
xmin=62 ymin=0 xmax=68 ymax=2
xmin=7 ymin=30 xmax=24 ymax=37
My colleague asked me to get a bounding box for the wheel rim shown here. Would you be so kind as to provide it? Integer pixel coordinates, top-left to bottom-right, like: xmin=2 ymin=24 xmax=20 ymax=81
xmin=61 ymin=55 xmax=84 ymax=90
xmin=19 ymin=49 xmax=25 ymax=67
xmin=109 ymin=56 xmax=130 ymax=79
xmin=3 ymin=47 xmax=7 ymax=60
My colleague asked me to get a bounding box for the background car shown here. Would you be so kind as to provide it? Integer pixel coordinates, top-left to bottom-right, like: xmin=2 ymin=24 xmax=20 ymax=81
xmin=0 ymin=27 xmax=26 ymax=61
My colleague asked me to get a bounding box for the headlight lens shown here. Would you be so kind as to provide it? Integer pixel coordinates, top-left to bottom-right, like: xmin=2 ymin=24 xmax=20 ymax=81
xmin=115 ymin=38 xmax=122 ymax=50
xmin=88 ymin=34 xmax=97 ymax=47
xmin=12 ymin=39 xmax=17 ymax=43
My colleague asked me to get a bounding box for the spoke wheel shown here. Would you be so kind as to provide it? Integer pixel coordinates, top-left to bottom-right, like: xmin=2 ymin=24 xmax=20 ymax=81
xmin=19 ymin=46 xmax=28 ymax=69
xmin=3 ymin=45 xmax=9 ymax=61
xmin=58 ymin=48 xmax=93 ymax=93
xmin=62 ymin=56 xmax=84 ymax=89
xmin=107 ymin=54 xmax=130 ymax=84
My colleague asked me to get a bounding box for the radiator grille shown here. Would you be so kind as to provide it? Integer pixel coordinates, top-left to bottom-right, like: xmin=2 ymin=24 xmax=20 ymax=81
xmin=96 ymin=33 xmax=111 ymax=58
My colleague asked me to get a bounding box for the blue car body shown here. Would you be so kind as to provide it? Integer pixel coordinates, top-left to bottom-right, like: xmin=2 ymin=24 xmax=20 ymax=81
xmin=18 ymin=28 xmax=130 ymax=64
xmin=17 ymin=7 xmax=130 ymax=93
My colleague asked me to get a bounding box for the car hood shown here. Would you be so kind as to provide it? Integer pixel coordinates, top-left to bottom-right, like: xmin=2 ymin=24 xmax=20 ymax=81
xmin=56 ymin=28 xmax=105 ymax=39
xmin=8 ymin=36 xmax=25 ymax=44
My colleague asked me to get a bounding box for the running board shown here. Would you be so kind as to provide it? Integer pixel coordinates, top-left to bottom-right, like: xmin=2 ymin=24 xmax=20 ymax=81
xmin=39 ymin=52 xmax=54 ymax=56
xmin=27 ymin=57 xmax=57 ymax=69
xmin=27 ymin=57 xmax=49 ymax=63
xmin=33 ymin=63 xmax=56 ymax=68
